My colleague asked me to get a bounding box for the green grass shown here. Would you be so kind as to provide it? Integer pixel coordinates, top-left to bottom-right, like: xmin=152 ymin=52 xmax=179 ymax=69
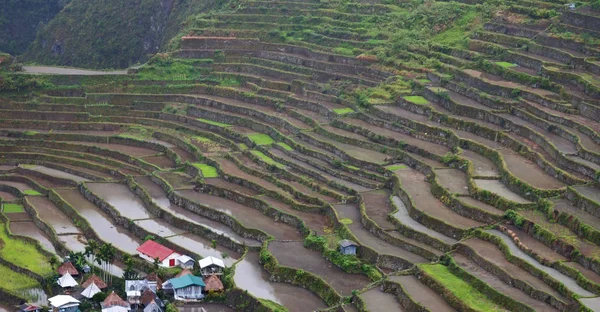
xmin=193 ymin=136 xmax=213 ymax=143
xmin=23 ymin=131 xmax=38 ymax=136
xmin=248 ymin=133 xmax=275 ymax=145
xmin=197 ymin=118 xmax=231 ymax=127
xmin=239 ymin=143 xmax=248 ymax=150
xmin=251 ymin=150 xmax=284 ymax=168
xmin=403 ymin=96 xmax=429 ymax=105
xmin=418 ymin=79 xmax=431 ymax=83
xmin=495 ymin=61 xmax=517 ymax=68
xmin=345 ymin=165 xmax=360 ymax=170
xmin=259 ymin=299 xmax=288 ymax=312
xmin=431 ymin=10 xmax=480 ymax=48
xmin=276 ymin=142 xmax=293 ymax=151
xmin=387 ymin=164 xmax=407 ymax=170
xmin=192 ymin=163 xmax=219 ymax=178
xmin=333 ymin=108 xmax=355 ymax=115
xmin=137 ymin=58 xmax=213 ymax=80
xmin=0 ymin=222 xmax=52 ymax=276
xmin=340 ymin=218 xmax=353 ymax=225
xmin=2 ymin=204 xmax=24 ymax=213
xmin=0 ymin=264 xmax=41 ymax=293
xmin=23 ymin=189 xmax=41 ymax=196
xmin=420 ymin=264 xmax=504 ymax=312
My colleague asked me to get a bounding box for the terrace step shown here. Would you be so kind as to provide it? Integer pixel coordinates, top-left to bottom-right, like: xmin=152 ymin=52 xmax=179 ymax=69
xmin=388 ymin=275 xmax=456 ymax=312
xmin=452 ymin=252 xmax=558 ymax=311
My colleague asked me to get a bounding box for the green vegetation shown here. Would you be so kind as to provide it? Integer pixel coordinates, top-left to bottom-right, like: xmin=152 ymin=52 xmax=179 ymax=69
xmin=197 ymin=118 xmax=231 ymax=127
xmin=23 ymin=0 xmax=219 ymax=68
xmin=250 ymin=150 xmax=284 ymax=168
xmin=340 ymin=218 xmax=353 ymax=225
xmin=239 ymin=143 xmax=248 ymax=150
xmin=0 ymin=264 xmax=41 ymax=294
xmin=137 ymin=55 xmax=213 ymax=80
xmin=259 ymin=299 xmax=288 ymax=312
xmin=387 ymin=164 xmax=407 ymax=170
xmin=495 ymin=62 xmax=517 ymax=68
xmin=276 ymin=142 xmax=293 ymax=151
xmin=23 ymin=189 xmax=42 ymax=196
xmin=192 ymin=163 xmax=219 ymax=178
xmin=431 ymin=10 xmax=480 ymax=48
xmin=0 ymin=222 xmax=52 ymax=275
xmin=420 ymin=264 xmax=504 ymax=312
xmin=2 ymin=204 xmax=24 ymax=213
xmin=403 ymin=96 xmax=429 ymax=105
xmin=248 ymin=133 xmax=275 ymax=145
xmin=333 ymin=108 xmax=355 ymax=115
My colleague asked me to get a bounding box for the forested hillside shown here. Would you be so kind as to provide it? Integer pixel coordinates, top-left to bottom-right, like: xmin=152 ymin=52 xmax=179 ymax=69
xmin=22 ymin=0 xmax=222 ymax=69
xmin=0 ymin=0 xmax=69 ymax=55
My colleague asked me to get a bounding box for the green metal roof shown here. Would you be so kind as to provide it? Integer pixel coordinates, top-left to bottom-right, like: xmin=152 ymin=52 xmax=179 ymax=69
xmin=169 ymin=274 xmax=205 ymax=289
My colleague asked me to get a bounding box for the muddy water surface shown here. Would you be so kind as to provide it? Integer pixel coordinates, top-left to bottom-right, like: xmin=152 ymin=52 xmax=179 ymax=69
xmin=59 ymin=234 xmax=87 ymax=252
xmin=87 ymin=183 xmax=153 ymax=220
xmin=234 ymin=251 xmax=327 ymax=312
xmin=359 ymin=288 xmax=404 ymax=312
xmin=57 ymin=189 xmax=142 ymax=254
xmin=28 ymin=165 xmax=90 ymax=182
xmin=27 ymin=196 xmax=80 ymax=234
xmin=10 ymin=221 xmax=57 ymax=254
xmin=135 ymin=176 xmax=259 ymax=246
xmin=0 ymin=191 xmax=16 ymax=201
xmin=473 ymin=179 xmax=530 ymax=204
xmin=176 ymin=190 xmax=302 ymax=240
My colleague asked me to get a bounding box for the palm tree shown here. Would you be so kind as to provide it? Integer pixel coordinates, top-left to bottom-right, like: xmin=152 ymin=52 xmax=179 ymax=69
xmin=122 ymin=254 xmax=138 ymax=280
xmin=104 ymin=244 xmax=116 ymax=284
xmin=153 ymin=257 xmax=161 ymax=273
xmin=84 ymin=240 xmax=99 ymax=274
xmin=96 ymin=247 xmax=107 ymax=282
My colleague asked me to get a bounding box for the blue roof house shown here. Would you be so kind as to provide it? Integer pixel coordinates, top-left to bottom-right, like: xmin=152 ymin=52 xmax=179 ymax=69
xmin=169 ymin=274 xmax=206 ymax=301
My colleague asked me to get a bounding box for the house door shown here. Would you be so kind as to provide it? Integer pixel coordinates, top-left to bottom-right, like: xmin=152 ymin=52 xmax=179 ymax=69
xmin=169 ymin=258 xmax=175 ymax=267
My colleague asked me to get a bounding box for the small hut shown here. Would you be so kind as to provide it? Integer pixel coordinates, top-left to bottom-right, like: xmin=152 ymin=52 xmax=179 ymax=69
xmin=176 ymin=255 xmax=195 ymax=270
xmin=204 ymin=274 xmax=224 ymax=293
xmin=81 ymin=282 xmax=102 ymax=299
xmin=169 ymin=274 xmax=205 ymax=301
xmin=198 ymin=256 xmax=224 ymax=276
xmin=57 ymin=261 xmax=79 ymax=276
xmin=57 ymin=272 xmax=78 ymax=289
xmin=338 ymin=239 xmax=358 ymax=255
xmin=82 ymin=274 xmax=107 ymax=289
xmin=102 ymin=291 xmax=130 ymax=310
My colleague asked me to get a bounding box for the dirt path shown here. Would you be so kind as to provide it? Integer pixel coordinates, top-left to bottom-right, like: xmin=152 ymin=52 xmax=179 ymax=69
xmin=22 ymin=66 xmax=128 ymax=75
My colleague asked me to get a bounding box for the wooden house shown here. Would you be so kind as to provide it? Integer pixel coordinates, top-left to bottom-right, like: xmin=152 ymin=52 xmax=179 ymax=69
xmin=168 ymin=274 xmax=205 ymax=301
xmin=198 ymin=256 xmax=224 ymax=276
xmin=102 ymin=291 xmax=130 ymax=311
xmin=57 ymin=272 xmax=78 ymax=289
xmin=57 ymin=261 xmax=78 ymax=276
xmin=338 ymin=239 xmax=358 ymax=255
xmin=136 ymin=240 xmax=180 ymax=268
xmin=82 ymin=274 xmax=107 ymax=289
xmin=204 ymin=274 xmax=224 ymax=293
xmin=143 ymin=300 xmax=162 ymax=312
xmin=125 ymin=280 xmax=149 ymax=306
xmin=145 ymin=272 xmax=162 ymax=292
xmin=49 ymin=295 xmax=80 ymax=312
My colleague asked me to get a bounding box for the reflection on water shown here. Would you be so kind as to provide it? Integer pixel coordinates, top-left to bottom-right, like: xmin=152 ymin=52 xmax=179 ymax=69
xmin=234 ymin=252 xmax=281 ymax=303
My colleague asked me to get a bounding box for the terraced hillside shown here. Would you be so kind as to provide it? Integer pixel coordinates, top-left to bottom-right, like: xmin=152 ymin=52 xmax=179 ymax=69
xmin=1 ymin=0 xmax=600 ymax=311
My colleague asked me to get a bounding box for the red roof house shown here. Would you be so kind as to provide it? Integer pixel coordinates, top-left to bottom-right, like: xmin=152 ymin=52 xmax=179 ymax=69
xmin=136 ymin=240 xmax=180 ymax=268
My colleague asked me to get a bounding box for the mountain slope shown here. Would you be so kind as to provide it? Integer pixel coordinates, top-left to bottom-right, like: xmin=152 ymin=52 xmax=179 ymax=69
xmin=22 ymin=0 xmax=219 ymax=69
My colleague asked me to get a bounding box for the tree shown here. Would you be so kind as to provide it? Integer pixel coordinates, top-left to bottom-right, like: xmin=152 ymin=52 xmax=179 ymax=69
xmin=122 ymin=254 xmax=138 ymax=280
xmin=68 ymin=251 xmax=87 ymax=273
xmin=49 ymin=257 xmax=58 ymax=270
xmin=152 ymin=257 xmax=161 ymax=273
xmin=84 ymin=239 xmax=99 ymax=274
xmin=98 ymin=243 xmax=116 ymax=285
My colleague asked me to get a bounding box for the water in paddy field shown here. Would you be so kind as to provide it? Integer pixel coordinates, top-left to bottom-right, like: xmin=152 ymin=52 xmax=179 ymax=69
xmin=17 ymin=288 xmax=48 ymax=306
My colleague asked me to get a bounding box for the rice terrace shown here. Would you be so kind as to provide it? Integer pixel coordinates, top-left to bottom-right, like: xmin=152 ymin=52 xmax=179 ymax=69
xmin=0 ymin=0 xmax=600 ymax=311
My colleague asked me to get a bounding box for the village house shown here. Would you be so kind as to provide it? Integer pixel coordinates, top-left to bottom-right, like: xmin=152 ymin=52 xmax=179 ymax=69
xmin=102 ymin=291 xmax=130 ymax=312
xmin=198 ymin=256 xmax=224 ymax=276
xmin=204 ymin=274 xmax=224 ymax=293
xmin=57 ymin=272 xmax=78 ymax=289
xmin=49 ymin=295 xmax=80 ymax=312
xmin=82 ymin=274 xmax=108 ymax=289
xmin=136 ymin=240 xmax=180 ymax=268
xmin=19 ymin=303 xmax=41 ymax=312
xmin=167 ymin=274 xmax=205 ymax=301
xmin=125 ymin=280 xmax=149 ymax=306
xmin=57 ymin=261 xmax=79 ymax=276
xmin=338 ymin=239 xmax=359 ymax=255
xmin=143 ymin=300 xmax=162 ymax=312
xmin=176 ymin=254 xmax=195 ymax=269
xmin=145 ymin=272 xmax=162 ymax=292
xmin=81 ymin=282 xmax=102 ymax=299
